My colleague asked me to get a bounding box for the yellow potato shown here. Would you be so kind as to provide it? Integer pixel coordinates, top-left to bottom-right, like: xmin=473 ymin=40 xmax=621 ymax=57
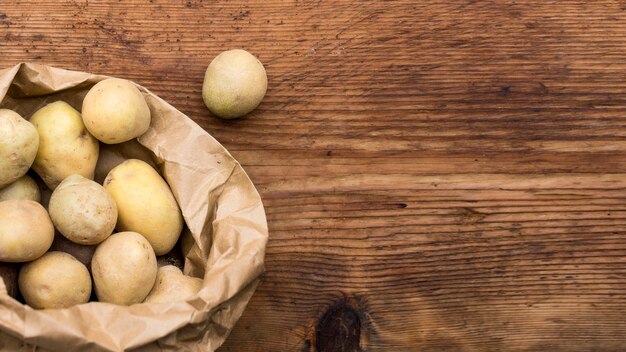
xmin=0 ymin=109 xmax=38 ymax=188
xmin=30 ymin=101 xmax=99 ymax=189
xmin=19 ymin=251 xmax=91 ymax=309
xmin=104 ymin=159 xmax=183 ymax=255
xmin=82 ymin=78 xmax=151 ymax=144
xmin=0 ymin=175 xmax=41 ymax=202
xmin=144 ymin=265 xmax=202 ymax=304
xmin=49 ymin=175 xmax=117 ymax=245
xmin=91 ymin=231 xmax=157 ymax=305
xmin=202 ymin=49 xmax=267 ymax=119
xmin=0 ymin=200 xmax=54 ymax=262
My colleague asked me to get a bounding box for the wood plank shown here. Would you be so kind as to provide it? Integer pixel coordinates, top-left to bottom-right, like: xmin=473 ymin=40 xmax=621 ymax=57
xmin=2 ymin=0 xmax=626 ymax=350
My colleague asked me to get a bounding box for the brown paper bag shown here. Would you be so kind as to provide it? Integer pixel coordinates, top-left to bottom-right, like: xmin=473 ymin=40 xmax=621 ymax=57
xmin=0 ymin=63 xmax=268 ymax=352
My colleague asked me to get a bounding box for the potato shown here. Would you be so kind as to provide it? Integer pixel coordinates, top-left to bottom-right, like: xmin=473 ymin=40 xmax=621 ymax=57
xmin=0 ymin=175 xmax=41 ymax=202
xmin=19 ymin=251 xmax=91 ymax=309
xmin=49 ymin=175 xmax=117 ymax=245
xmin=49 ymin=232 xmax=97 ymax=268
xmin=104 ymin=159 xmax=183 ymax=255
xmin=202 ymin=49 xmax=267 ymax=119
xmin=82 ymin=78 xmax=151 ymax=144
xmin=0 ymin=200 xmax=54 ymax=262
xmin=144 ymin=265 xmax=202 ymax=304
xmin=30 ymin=101 xmax=99 ymax=189
xmin=0 ymin=263 xmax=19 ymax=299
xmin=0 ymin=109 xmax=39 ymax=188
xmin=91 ymin=231 xmax=157 ymax=305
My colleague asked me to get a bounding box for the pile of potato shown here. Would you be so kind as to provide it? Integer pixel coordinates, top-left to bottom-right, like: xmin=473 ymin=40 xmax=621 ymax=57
xmin=0 ymin=48 xmax=268 ymax=310
xmin=0 ymin=78 xmax=202 ymax=309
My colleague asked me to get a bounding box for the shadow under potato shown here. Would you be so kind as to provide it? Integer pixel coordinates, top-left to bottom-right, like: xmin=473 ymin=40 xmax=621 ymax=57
xmin=0 ymin=262 xmax=19 ymax=300
xmin=49 ymin=232 xmax=97 ymax=269
xmin=157 ymin=244 xmax=184 ymax=270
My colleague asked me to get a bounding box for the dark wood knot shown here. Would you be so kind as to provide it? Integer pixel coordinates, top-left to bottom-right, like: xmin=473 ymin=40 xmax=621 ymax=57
xmin=315 ymin=296 xmax=364 ymax=352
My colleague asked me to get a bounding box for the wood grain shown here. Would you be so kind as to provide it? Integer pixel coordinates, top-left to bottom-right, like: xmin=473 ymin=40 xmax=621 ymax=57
xmin=2 ymin=0 xmax=626 ymax=350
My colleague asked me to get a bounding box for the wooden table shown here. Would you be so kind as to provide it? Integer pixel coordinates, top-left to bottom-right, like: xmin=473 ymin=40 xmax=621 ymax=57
xmin=4 ymin=1 xmax=626 ymax=350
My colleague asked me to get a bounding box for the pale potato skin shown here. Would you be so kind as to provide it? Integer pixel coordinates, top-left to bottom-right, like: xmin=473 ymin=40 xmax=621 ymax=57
xmin=92 ymin=231 xmax=157 ymax=305
xmin=144 ymin=265 xmax=202 ymax=304
xmin=0 ymin=200 xmax=54 ymax=262
xmin=0 ymin=109 xmax=39 ymax=188
xmin=82 ymin=78 xmax=151 ymax=144
xmin=104 ymin=159 xmax=183 ymax=255
xmin=19 ymin=251 xmax=91 ymax=309
xmin=30 ymin=101 xmax=99 ymax=189
xmin=0 ymin=175 xmax=41 ymax=202
xmin=49 ymin=175 xmax=117 ymax=245
xmin=202 ymin=49 xmax=267 ymax=119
